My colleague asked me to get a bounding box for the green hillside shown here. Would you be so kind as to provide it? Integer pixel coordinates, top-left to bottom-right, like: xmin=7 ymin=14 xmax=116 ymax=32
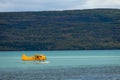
xmin=0 ymin=9 xmax=120 ymax=51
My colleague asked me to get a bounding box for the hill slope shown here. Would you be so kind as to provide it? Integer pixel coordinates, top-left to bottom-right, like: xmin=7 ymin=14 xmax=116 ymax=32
xmin=0 ymin=9 xmax=120 ymax=51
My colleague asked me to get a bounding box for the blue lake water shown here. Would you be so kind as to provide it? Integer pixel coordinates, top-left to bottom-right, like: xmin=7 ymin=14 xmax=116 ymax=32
xmin=0 ymin=50 xmax=120 ymax=80
xmin=0 ymin=50 xmax=120 ymax=70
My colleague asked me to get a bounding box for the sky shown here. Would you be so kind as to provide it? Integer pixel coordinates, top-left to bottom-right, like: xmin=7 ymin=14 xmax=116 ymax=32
xmin=0 ymin=0 xmax=120 ymax=12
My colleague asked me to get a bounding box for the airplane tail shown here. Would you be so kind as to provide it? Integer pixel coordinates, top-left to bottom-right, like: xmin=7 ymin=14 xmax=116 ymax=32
xmin=22 ymin=54 xmax=27 ymax=60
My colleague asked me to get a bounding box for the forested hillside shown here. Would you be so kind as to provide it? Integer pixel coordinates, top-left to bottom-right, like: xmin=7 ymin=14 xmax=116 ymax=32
xmin=0 ymin=9 xmax=120 ymax=51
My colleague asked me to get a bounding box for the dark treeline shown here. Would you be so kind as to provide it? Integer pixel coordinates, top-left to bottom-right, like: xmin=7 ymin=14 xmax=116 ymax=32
xmin=0 ymin=9 xmax=120 ymax=51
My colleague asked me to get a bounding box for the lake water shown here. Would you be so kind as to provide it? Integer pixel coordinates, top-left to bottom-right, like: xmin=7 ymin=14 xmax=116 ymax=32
xmin=0 ymin=50 xmax=120 ymax=69
xmin=0 ymin=50 xmax=120 ymax=80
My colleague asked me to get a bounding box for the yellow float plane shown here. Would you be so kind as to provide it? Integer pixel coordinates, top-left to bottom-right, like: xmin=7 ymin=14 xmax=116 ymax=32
xmin=22 ymin=54 xmax=47 ymax=61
